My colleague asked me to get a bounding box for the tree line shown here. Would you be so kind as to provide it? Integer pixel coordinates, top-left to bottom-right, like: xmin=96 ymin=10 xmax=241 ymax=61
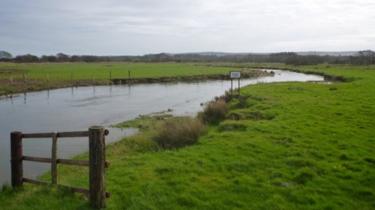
xmin=0 ymin=51 xmax=374 ymax=65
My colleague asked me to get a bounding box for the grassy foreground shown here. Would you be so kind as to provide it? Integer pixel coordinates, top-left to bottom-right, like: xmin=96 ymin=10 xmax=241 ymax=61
xmin=1 ymin=65 xmax=375 ymax=209
xmin=0 ymin=62 xmax=232 ymax=95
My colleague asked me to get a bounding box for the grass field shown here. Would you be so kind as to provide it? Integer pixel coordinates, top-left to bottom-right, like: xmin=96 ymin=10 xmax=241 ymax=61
xmin=0 ymin=64 xmax=374 ymax=210
xmin=0 ymin=62 xmax=232 ymax=95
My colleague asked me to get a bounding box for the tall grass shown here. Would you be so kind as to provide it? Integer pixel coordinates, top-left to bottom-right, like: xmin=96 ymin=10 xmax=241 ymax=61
xmin=199 ymin=99 xmax=228 ymax=124
xmin=153 ymin=117 xmax=205 ymax=149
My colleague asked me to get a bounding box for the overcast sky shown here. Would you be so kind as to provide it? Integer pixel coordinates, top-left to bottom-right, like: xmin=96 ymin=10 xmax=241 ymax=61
xmin=1 ymin=0 xmax=374 ymax=56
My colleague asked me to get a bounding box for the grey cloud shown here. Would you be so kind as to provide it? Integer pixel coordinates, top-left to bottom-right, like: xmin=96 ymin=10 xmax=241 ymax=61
xmin=0 ymin=0 xmax=374 ymax=55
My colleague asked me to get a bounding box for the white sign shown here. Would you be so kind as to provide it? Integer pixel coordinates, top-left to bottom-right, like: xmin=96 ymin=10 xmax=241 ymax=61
xmin=230 ymin=71 xmax=241 ymax=79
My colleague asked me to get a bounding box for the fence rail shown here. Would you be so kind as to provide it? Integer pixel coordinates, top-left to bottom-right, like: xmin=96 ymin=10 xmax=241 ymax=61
xmin=10 ymin=126 xmax=110 ymax=209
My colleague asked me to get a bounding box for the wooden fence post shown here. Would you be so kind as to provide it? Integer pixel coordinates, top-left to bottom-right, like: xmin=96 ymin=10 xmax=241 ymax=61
xmin=51 ymin=133 xmax=58 ymax=184
xmin=89 ymin=126 xmax=106 ymax=209
xmin=10 ymin=131 xmax=23 ymax=187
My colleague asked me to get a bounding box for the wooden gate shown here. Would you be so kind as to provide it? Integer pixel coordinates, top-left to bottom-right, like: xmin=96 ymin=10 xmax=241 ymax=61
xmin=10 ymin=126 xmax=109 ymax=209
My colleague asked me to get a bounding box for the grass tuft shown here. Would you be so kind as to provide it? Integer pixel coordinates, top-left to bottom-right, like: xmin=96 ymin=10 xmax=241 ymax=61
xmin=153 ymin=117 xmax=205 ymax=149
xmin=198 ymin=99 xmax=228 ymax=124
xmin=292 ymin=168 xmax=316 ymax=185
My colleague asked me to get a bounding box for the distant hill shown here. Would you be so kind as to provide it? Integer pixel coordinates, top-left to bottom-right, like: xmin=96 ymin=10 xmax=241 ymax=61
xmin=165 ymin=51 xmax=359 ymax=57
xmin=140 ymin=50 xmax=373 ymax=65
xmin=295 ymin=51 xmax=359 ymax=56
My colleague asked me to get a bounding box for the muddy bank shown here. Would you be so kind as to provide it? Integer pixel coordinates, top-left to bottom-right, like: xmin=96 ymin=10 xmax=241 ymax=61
xmin=0 ymin=79 xmax=110 ymax=99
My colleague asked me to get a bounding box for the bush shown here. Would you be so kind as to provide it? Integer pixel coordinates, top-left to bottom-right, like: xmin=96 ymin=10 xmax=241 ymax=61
xmin=153 ymin=117 xmax=205 ymax=149
xmin=199 ymin=99 xmax=228 ymax=124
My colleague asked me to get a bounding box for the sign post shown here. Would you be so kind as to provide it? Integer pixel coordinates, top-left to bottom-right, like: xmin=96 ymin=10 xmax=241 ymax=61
xmin=230 ymin=71 xmax=241 ymax=95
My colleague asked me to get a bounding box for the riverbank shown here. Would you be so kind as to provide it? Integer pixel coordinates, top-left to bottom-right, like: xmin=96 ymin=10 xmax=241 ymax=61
xmin=0 ymin=62 xmax=270 ymax=97
xmin=1 ymin=65 xmax=374 ymax=210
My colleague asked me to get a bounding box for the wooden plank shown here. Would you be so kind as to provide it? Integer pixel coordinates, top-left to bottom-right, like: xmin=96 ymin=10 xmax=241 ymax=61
xmin=57 ymin=159 xmax=89 ymax=166
xmin=51 ymin=134 xmax=58 ymax=184
xmin=23 ymin=156 xmax=93 ymax=168
xmin=23 ymin=178 xmax=49 ymax=185
xmin=22 ymin=155 xmax=99 ymax=168
xmin=57 ymin=185 xmax=110 ymax=198
xmin=57 ymin=131 xmax=89 ymax=138
xmin=22 ymin=133 xmax=55 ymax=138
xmin=22 ymin=131 xmax=89 ymax=139
xmin=22 ymin=178 xmax=110 ymax=198
xmin=59 ymin=185 xmax=110 ymax=198
xmin=10 ymin=131 xmax=23 ymax=187
xmin=89 ymin=126 xmax=106 ymax=209
xmin=23 ymin=177 xmax=89 ymax=195
xmin=60 ymin=184 xmax=90 ymax=195
xmin=23 ymin=156 xmax=51 ymax=163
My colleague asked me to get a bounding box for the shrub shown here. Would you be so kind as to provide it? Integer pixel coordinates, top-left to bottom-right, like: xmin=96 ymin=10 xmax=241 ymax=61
xmin=153 ymin=117 xmax=205 ymax=149
xmin=199 ymin=99 xmax=228 ymax=124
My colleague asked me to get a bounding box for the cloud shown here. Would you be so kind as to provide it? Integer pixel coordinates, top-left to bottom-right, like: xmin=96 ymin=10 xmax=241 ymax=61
xmin=0 ymin=0 xmax=374 ymax=55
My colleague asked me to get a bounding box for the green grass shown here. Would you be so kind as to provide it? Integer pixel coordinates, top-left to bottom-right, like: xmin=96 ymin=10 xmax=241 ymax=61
xmin=1 ymin=64 xmax=375 ymax=210
xmin=0 ymin=62 xmax=232 ymax=80
xmin=0 ymin=62 xmax=232 ymax=95
xmin=115 ymin=113 xmax=174 ymax=131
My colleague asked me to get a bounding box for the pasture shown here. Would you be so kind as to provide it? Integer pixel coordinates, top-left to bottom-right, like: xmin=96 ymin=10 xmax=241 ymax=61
xmin=0 ymin=64 xmax=374 ymax=209
xmin=0 ymin=62 xmax=232 ymax=95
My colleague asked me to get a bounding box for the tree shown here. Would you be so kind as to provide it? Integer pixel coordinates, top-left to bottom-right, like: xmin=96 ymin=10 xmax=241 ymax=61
xmin=14 ymin=54 xmax=39 ymax=63
xmin=56 ymin=53 xmax=70 ymax=62
xmin=70 ymin=55 xmax=81 ymax=62
xmin=41 ymin=55 xmax=57 ymax=62
xmin=0 ymin=50 xmax=12 ymax=59
xmin=358 ymin=50 xmax=375 ymax=65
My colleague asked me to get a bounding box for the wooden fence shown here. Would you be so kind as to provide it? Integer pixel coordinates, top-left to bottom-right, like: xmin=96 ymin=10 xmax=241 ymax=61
xmin=10 ymin=126 xmax=110 ymax=209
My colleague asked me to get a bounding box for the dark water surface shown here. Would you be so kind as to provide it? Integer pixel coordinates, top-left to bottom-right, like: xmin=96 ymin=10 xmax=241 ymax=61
xmin=0 ymin=70 xmax=324 ymax=186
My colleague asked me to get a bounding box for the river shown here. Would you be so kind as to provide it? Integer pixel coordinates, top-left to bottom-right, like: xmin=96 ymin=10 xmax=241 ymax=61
xmin=0 ymin=69 xmax=324 ymax=186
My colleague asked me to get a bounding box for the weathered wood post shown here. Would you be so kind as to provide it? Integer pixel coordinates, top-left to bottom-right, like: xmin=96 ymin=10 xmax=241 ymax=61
xmin=89 ymin=126 xmax=106 ymax=209
xmin=10 ymin=131 xmax=23 ymax=187
xmin=51 ymin=133 xmax=58 ymax=184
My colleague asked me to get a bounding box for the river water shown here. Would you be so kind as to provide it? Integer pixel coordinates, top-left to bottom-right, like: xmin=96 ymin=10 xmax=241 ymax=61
xmin=0 ymin=69 xmax=324 ymax=186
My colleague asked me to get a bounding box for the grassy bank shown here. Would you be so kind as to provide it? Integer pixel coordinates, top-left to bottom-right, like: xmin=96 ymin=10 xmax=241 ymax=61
xmin=0 ymin=62 xmax=236 ymax=96
xmin=1 ymin=65 xmax=375 ymax=209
